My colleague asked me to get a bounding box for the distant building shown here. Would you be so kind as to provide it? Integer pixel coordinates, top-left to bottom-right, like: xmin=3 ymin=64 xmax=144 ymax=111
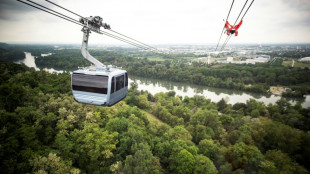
xmin=300 ymin=57 xmax=310 ymax=62
xmin=246 ymin=59 xmax=256 ymax=64
xmin=256 ymin=55 xmax=270 ymax=60
xmin=216 ymin=54 xmax=270 ymax=65
xmin=208 ymin=55 xmax=211 ymax=65
xmin=227 ymin=57 xmax=233 ymax=62
xmin=244 ymin=55 xmax=270 ymax=64
xmin=195 ymin=57 xmax=209 ymax=63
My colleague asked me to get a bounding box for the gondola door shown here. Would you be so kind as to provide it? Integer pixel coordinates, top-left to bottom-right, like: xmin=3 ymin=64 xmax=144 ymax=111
xmin=109 ymin=74 xmax=125 ymax=105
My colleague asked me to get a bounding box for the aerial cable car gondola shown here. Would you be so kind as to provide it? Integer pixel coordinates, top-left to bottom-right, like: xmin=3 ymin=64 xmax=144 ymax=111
xmin=72 ymin=17 xmax=128 ymax=106
xmin=215 ymin=0 xmax=255 ymax=51
xmin=224 ymin=20 xmax=243 ymax=36
xmin=17 ymin=0 xmax=164 ymax=106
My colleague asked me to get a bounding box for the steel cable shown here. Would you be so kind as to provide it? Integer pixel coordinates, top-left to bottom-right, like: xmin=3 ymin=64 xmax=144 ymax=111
xmin=241 ymin=0 xmax=255 ymax=20
xmin=220 ymin=35 xmax=232 ymax=51
xmin=44 ymin=0 xmax=161 ymax=53
xmin=233 ymin=0 xmax=248 ymax=26
xmin=17 ymin=0 xmax=160 ymax=53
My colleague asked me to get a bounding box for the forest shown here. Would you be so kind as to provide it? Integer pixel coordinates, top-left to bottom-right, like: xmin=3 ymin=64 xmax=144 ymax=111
xmin=33 ymin=48 xmax=310 ymax=97
xmin=0 ymin=43 xmax=25 ymax=62
xmin=1 ymin=59 xmax=310 ymax=174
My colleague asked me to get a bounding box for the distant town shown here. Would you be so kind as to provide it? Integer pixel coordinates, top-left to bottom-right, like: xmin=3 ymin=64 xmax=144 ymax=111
xmin=150 ymin=43 xmax=310 ymax=67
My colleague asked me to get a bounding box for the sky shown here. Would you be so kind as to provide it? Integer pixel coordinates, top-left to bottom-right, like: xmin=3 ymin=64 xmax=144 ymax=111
xmin=0 ymin=0 xmax=310 ymax=45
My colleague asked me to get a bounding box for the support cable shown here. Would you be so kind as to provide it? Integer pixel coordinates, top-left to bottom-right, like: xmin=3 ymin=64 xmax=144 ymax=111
xmin=25 ymin=0 xmax=78 ymax=23
xmin=233 ymin=0 xmax=248 ymax=26
xmin=17 ymin=0 xmax=82 ymax=26
xmin=110 ymin=29 xmax=163 ymax=53
xmin=45 ymin=0 xmax=85 ymax=19
xmin=220 ymin=35 xmax=231 ymax=51
xmin=241 ymin=0 xmax=255 ymax=20
xmin=17 ymin=0 xmax=159 ymax=53
xmin=44 ymin=0 xmax=161 ymax=53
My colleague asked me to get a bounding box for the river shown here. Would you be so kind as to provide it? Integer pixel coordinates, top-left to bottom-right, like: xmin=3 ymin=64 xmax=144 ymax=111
xmin=15 ymin=52 xmax=310 ymax=108
xmin=15 ymin=52 xmax=63 ymax=73
xmin=129 ymin=76 xmax=310 ymax=108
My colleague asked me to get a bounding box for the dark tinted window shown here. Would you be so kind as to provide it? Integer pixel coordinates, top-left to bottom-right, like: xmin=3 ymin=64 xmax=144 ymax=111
xmin=111 ymin=77 xmax=115 ymax=94
xmin=116 ymin=75 xmax=124 ymax=91
xmin=72 ymin=73 xmax=108 ymax=94
xmin=125 ymin=73 xmax=128 ymax=87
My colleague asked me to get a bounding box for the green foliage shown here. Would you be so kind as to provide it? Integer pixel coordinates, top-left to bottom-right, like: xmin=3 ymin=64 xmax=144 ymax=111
xmin=198 ymin=139 xmax=219 ymax=160
xmin=260 ymin=150 xmax=308 ymax=174
xmin=35 ymin=49 xmax=90 ymax=71
xmin=172 ymin=149 xmax=196 ymax=174
xmin=122 ymin=143 xmax=162 ymax=174
xmin=217 ymin=98 xmax=228 ymax=111
xmin=0 ymin=60 xmax=310 ymax=174
xmin=0 ymin=48 xmax=25 ymax=61
xmin=227 ymin=142 xmax=264 ymax=173
xmin=194 ymin=155 xmax=218 ymax=174
xmin=30 ymin=153 xmax=80 ymax=174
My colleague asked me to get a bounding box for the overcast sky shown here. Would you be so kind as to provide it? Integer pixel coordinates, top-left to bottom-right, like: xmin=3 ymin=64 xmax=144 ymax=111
xmin=0 ymin=0 xmax=310 ymax=45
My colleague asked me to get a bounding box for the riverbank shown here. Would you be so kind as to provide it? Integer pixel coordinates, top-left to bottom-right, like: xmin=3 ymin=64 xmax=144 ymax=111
xmin=14 ymin=52 xmax=310 ymax=108
xmin=129 ymin=75 xmax=310 ymax=108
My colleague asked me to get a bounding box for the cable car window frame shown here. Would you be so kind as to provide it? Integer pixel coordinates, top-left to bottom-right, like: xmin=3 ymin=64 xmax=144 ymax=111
xmin=125 ymin=73 xmax=128 ymax=87
xmin=72 ymin=73 xmax=109 ymax=94
xmin=116 ymin=75 xmax=124 ymax=91
xmin=111 ymin=77 xmax=115 ymax=94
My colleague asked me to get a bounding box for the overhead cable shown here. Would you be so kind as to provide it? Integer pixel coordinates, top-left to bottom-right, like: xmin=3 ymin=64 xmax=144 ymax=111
xmin=110 ymin=29 xmax=163 ymax=53
xmin=18 ymin=0 xmax=161 ymax=53
xmin=25 ymin=0 xmax=78 ymax=23
xmin=241 ymin=0 xmax=255 ymax=20
xmin=233 ymin=0 xmax=248 ymax=26
xmin=45 ymin=0 xmax=85 ymax=19
xmin=44 ymin=0 xmax=161 ymax=53
xmin=220 ymin=35 xmax=232 ymax=51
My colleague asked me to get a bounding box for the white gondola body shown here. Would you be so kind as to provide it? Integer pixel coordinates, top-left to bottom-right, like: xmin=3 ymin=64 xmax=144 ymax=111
xmin=71 ymin=68 xmax=128 ymax=106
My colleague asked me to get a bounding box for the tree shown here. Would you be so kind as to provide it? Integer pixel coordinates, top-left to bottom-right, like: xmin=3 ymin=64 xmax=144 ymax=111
xmin=262 ymin=121 xmax=302 ymax=155
xmin=194 ymin=155 xmax=218 ymax=174
xmin=169 ymin=126 xmax=192 ymax=141
xmin=137 ymin=94 xmax=151 ymax=109
xmin=29 ymin=153 xmax=80 ymax=174
xmin=71 ymin=123 xmax=118 ymax=173
xmin=122 ymin=143 xmax=162 ymax=174
xmin=198 ymin=139 xmax=219 ymax=160
xmin=227 ymin=142 xmax=264 ymax=172
xmin=217 ymin=98 xmax=228 ymax=111
xmin=172 ymin=149 xmax=195 ymax=174
xmin=261 ymin=150 xmax=308 ymax=174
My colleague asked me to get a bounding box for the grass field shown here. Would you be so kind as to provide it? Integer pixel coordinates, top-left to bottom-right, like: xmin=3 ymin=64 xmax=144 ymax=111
xmin=282 ymin=60 xmax=310 ymax=68
xmin=147 ymin=57 xmax=166 ymax=61
xmin=141 ymin=110 xmax=168 ymax=127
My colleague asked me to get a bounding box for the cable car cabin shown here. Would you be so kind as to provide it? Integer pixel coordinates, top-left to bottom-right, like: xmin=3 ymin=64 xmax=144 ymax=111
xmin=71 ymin=68 xmax=128 ymax=106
